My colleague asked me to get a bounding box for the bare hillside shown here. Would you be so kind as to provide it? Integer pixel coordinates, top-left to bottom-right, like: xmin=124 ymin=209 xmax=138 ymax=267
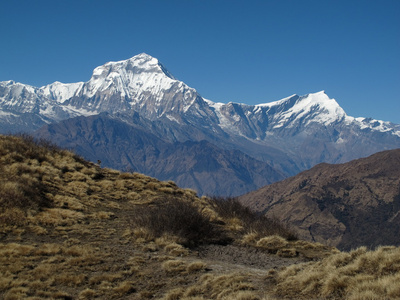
xmin=239 ymin=149 xmax=400 ymax=250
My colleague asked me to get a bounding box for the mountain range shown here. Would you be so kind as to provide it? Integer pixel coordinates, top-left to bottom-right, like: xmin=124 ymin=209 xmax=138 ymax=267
xmin=1 ymin=53 xmax=400 ymax=196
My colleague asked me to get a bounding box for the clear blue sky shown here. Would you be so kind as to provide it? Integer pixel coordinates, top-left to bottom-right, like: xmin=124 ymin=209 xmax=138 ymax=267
xmin=1 ymin=0 xmax=399 ymax=123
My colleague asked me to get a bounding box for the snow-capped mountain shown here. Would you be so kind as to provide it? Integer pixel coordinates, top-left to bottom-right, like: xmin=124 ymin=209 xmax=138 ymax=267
xmin=208 ymin=91 xmax=400 ymax=140
xmin=1 ymin=53 xmax=400 ymax=195
xmin=62 ymin=53 xmax=212 ymax=120
xmin=0 ymin=80 xmax=83 ymax=133
xmin=0 ymin=53 xmax=220 ymax=133
xmin=1 ymin=53 xmax=399 ymax=138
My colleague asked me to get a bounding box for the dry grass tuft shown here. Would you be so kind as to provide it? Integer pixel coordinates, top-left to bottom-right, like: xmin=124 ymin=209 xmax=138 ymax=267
xmin=195 ymin=273 xmax=257 ymax=299
xmin=79 ymin=288 xmax=97 ymax=299
xmin=256 ymin=235 xmax=288 ymax=251
xmin=164 ymin=242 xmax=190 ymax=257
xmin=162 ymin=259 xmax=188 ymax=274
xmin=161 ymin=259 xmax=207 ymax=277
xmin=34 ymin=208 xmax=85 ymax=226
xmin=161 ymin=272 xmax=260 ymax=300
xmin=186 ymin=261 xmax=207 ymax=273
xmin=113 ymin=281 xmax=136 ymax=296
xmin=131 ymin=226 xmax=155 ymax=242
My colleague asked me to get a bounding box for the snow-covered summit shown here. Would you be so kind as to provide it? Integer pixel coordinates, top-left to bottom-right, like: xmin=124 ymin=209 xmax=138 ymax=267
xmin=79 ymin=53 xmax=179 ymax=99
xmin=270 ymin=91 xmax=347 ymax=128
xmin=91 ymin=53 xmax=175 ymax=81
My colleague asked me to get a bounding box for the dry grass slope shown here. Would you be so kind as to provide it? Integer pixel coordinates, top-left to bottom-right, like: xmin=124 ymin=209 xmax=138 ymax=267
xmin=0 ymin=134 xmax=399 ymax=299
xmin=272 ymin=245 xmax=400 ymax=299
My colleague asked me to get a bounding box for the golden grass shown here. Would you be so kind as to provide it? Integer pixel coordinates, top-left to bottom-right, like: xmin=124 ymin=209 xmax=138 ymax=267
xmin=273 ymin=245 xmax=400 ymax=299
xmin=131 ymin=226 xmax=155 ymax=242
xmin=164 ymin=242 xmax=190 ymax=256
xmin=3 ymin=135 xmax=399 ymax=300
xmin=186 ymin=261 xmax=207 ymax=273
xmin=256 ymin=235 xmax=288 ymax=251
xmin=226 ymin=217 xmax=245 ymax=231
xmin=54 ymin=194 xmax=85 ymax=210
xmin=89 ymin=211 xmax=115 ymax=219
xmin=186 ymin=273 xmax=258 ymax=299
xmin=113 ymin=280 xmax=136 ymax=296
xmin=34 ymin=208 xmax=85 ymax=226
xmin=79 ymin=288 xmax=97 ymax=299
xmin=162 ymin=259 xmax=188 ymax=274
xmin=161 ymin=272 xmax=261 ymax=300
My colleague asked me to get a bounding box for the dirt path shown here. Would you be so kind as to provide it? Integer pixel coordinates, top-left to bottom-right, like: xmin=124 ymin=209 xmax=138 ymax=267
xmin=196 ymin=244 xmax=307 ymax=269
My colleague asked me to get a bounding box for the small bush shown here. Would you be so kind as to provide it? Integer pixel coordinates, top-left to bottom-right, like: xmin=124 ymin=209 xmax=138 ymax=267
xmin=130 ymin=197 xmax=226 ymax=247
xmin=210 ymin=196 xmax=297 ymax=241
xmin=0 ymin=171 xmax=50 ymax=212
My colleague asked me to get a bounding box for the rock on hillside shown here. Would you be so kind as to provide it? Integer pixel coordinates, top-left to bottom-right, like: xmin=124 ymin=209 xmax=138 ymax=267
xmin=238 ymin=149 xmax=400 ymax=250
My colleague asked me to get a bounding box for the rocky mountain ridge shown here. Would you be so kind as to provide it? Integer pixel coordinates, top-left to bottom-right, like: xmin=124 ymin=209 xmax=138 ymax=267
xmin=238 ymin=148 xmax=400 ymax=250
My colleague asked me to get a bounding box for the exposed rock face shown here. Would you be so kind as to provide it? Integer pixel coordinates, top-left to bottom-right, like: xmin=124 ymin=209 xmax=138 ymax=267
xmin=238 ymin=149 xmax=400 ymax=250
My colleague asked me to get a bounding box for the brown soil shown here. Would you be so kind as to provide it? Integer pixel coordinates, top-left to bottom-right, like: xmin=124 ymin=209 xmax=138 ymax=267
xmin=196 ymin=244 xmax=307 ymax=270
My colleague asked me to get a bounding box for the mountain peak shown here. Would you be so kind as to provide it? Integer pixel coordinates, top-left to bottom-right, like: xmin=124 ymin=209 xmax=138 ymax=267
xmin=82 ymin=53 xmax=178 ymax=101
xmin=133 ymin=52 xmax=155 ymax=59
xmin=266 ymin=91 xmax=347 ymax=128
xmin=92 ymin=53 xmax=176 ymax=80
xmin=123 ymin=52 xmax=159 ymax=67
xmin=105 ymin=52 xmax=156 ymax=64
xmin=295 ymin=92 xmax=346 ymax=122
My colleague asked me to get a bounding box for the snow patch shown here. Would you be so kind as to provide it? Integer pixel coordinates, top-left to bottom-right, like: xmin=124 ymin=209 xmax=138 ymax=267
xmin=166 ymin=114 xmax=180 ymax=123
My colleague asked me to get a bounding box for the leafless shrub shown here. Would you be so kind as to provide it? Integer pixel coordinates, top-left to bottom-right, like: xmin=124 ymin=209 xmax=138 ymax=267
xmin=210 ymin=196 xmax=297 ymax=241
xmin=130 ymin=197 xmax=226 ymax=247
